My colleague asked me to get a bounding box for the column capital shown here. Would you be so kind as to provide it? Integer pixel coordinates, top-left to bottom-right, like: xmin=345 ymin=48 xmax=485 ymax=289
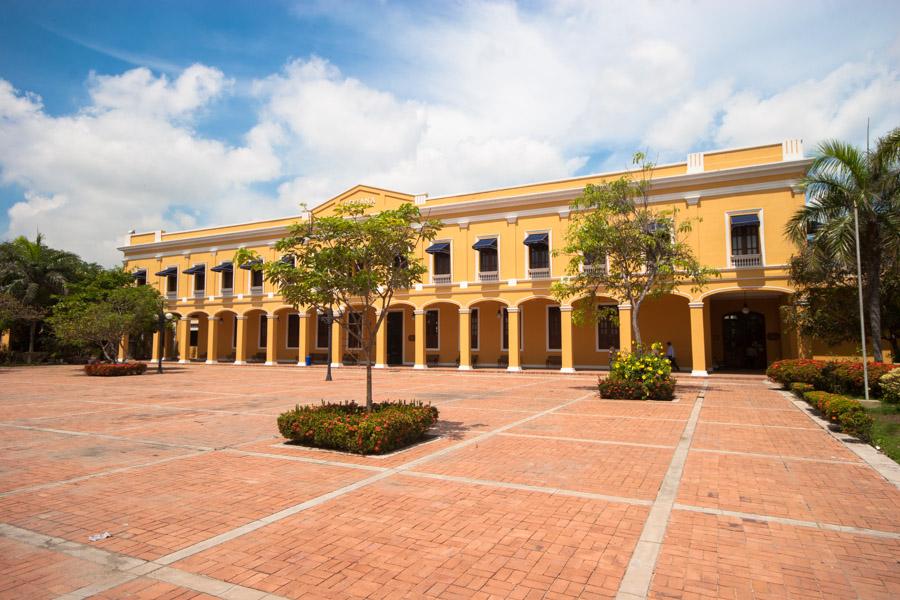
xmin=234 ymin=315 xmax=247 ymax=320
xmin=617 ymin=303 xmax=632 ymax=311
xmin=413 ymin=309 xmax=426 ymax=316
xmin=297 ymin=312 xmax=309 ymax=318
xmin=688 ymin=301 xmax=705 ymax=309
xmin=180 ymin=316 xmax=192 ymax=321
xmin=207 ymin=316 xmax=219 ymax=321
xmin=266 ymin=314 xmax=279 ymax=320
xmin=559 ymin=305 xmax=573 ymax=312
xmin=506 ymin=307 xmax=520 ymax=314
xmin=458 ymin=308 xmax=471 ymax=315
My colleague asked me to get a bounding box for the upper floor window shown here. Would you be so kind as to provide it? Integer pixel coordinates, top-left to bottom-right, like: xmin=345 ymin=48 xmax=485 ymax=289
xmin=426 ymin=242 xmax=451 ymax=284
xmin=211 ymin=261 xmax=234 ymax=293
xmin=155 ymin=266 xmax=178 ymax=297
xmin=132 ymin=269 xmax=147 ymax=286
xmin=240 ymin=259 xmax=264 ymax=293
xmin=280 ymin=255 xmax=296 ymax=268
xmin=184 ymin=264 xmax=205 ymax=296
xmin=473 ymin=237 xmax=499 ymax=281
xmin=730 ymin=213 xmax=762 ymax=268
xmin=524 ymin=232 xmax=550 ymax=279
xmin=583 ymin=252 xmax=607 ymax=275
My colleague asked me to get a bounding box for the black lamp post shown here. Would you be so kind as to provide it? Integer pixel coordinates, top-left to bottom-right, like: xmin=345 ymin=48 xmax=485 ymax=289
xmin=157 ymin=311 xmax=173 ymax=374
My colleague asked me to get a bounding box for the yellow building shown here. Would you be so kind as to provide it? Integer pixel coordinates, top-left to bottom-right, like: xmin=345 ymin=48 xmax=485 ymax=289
xmin=120 ymin=139 xmax=821 ymax=375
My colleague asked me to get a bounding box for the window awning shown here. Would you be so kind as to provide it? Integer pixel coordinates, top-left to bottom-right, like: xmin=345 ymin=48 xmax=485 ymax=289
xmin=425 ymin=242 xmax=450 ymax=254
xmin=183 ymin=265 xmax=206 ymax=275
xmin=280 ymin=255 xmax=295 ymax=266
xmin=131 ymin=269 xmax=146 ymax=279
xmin=239 ymin=259 xmax=263 ymax=270
xmin=523 ymin=233 xmax=549 ymax=246
xmin=155 ymin=266 xmax=177 ymax=277
xmin=731 ymin=214 xmax=760 ymax=226
xmin=210 ymin=261 xmax=233 ymax=273
xmin=472 ymin=237 xmax=498 ymax=251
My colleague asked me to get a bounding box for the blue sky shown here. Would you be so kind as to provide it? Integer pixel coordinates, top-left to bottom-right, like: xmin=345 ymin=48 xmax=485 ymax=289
xmin=0 ymin=0 xmax=898 ymax=264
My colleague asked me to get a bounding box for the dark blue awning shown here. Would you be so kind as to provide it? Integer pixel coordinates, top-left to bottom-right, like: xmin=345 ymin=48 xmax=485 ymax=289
xmin=155 ymin=267 xmax=177 ymax=277
xmin=131 ymin=269 xmax=146 ymax=279
xmin=239 ymin=258 xmax=263 ymax=270
xmin=210 ymin=261 xmax=233 ymax=273
xmin=183 ymin=265 xmax=206 ymax=275
xmin=523 ymin=233 xmax=549 ymax=246
xmin=280 ymin=255 xmax=295 ymax=266
xmin=472 ymin=237 xmax=497 ymax=251
xmin=731 ymin=214 xmax=760 ymax=226
xmin=425 ymin=242 xmax=450 ymax=254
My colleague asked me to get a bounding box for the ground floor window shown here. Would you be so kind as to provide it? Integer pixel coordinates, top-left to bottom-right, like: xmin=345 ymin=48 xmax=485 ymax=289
xmin=597 ymin=305 xmax=619 ymax=350
xmin=425 ymin=309 xmax=439 ymax=350
xmin=189 ymin=320 xmax=199 ymax=347
xmin=547 ymin=306 xmax=561 ymax=350
xmin=316 ymin=314 xmax=329 ymax=348
xmin=470 ymin=308 xmax=479 ymax=350
xmin=501 ymin=308 xmax=523 ymax=350
xmin=287 ymin=313 xmax=300 ymax=348
xmin=232 ymin=317 xmax=237 ymax=348
xmin=348 ymin=312 xmax=362 ymax=349
xmin=259 ymin=314 xmax=267 ymax=348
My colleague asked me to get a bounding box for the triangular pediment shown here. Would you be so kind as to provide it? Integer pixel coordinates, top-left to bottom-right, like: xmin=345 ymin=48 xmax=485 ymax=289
xmin=311 ymin=185 xmax=414 ymax=217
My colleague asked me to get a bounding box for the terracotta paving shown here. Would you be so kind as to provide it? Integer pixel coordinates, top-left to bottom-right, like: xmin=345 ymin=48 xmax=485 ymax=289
xmin=0 ymin=364 xmax=895 ymax=600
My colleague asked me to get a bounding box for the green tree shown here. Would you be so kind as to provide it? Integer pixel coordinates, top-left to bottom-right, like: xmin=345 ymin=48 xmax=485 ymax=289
xmin=785 ymin=128 xmax=900 ymax=363
xmin=552 ymin=153 xmax=717 ymax=349
xmin=0 ymin=234 xmax=84 ymax=358
xmin=236 ymin=200 xmax=440 ymax=409
xmin=48 ymin=268 xmax=162 ymax=363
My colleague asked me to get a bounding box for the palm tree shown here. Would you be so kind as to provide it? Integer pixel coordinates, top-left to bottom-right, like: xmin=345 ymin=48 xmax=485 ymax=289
xmin=0 ymin=234 xmax=83 ymax=359
xmin=786 ymin=128 xmax=900 ymax=362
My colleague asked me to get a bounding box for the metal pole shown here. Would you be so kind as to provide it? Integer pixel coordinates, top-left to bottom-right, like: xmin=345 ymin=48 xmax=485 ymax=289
xmin=853 ymin=204 xmax=870 ymax=401
xmin=325 ymin=307 xmax=333 ymax=382
xmin=157 ymin=312 xmax=165 ymax=374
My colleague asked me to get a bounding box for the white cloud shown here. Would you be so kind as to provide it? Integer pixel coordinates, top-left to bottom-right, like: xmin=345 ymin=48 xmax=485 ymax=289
xmin=1 ymin=1 xmax=898 ymax=265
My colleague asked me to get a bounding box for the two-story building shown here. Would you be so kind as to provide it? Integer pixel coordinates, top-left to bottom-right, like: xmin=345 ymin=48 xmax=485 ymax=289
xmin=120 ymin=140 xmax=815 ymax=375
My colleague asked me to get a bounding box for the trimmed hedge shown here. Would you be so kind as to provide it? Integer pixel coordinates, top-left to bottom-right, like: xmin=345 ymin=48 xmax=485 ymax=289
xmin=277 ymin=401 xmax=439 ymax=455
xmin=767 ymin=358 xmax=897 ymax=398
xmin=880 ymin=370 xmax=900 ymax=405
xmin=598 ymin=376 xmax=675 ymax=400
xmin=789 ymin=382 xmax=814 ymax=399
xmin=84 ymin=362 xmax=147 ymax=376
xmin=802 ymin=390 xmax=873 ymax=440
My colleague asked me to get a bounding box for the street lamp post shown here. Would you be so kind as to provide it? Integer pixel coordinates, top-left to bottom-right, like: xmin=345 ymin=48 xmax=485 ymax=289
xmin=157 ymin=311 xmax=173 ymax=374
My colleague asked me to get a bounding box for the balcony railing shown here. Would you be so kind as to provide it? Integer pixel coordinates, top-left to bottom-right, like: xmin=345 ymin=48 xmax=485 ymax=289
xmin=528 ymin=267 xmax=551 ymax=280
xmin=250 ymin=285 xmax=264 ymax=295
xmin=478 ymin=271 xmax=499 ymax=282
xmin=221 ymin=288 xmax=233 ymax=297
xmin=166 ymin=291 xmax=177 ymax=301
xmin=194 ymin=289 xmax=206 ymax=299
xmin=583 ymin=263 xmax=608 ymax=276
xmin=731 ymin=254 xmax=762 ymax=268
xmin=432 ymin=273 xmax=452 ymax=285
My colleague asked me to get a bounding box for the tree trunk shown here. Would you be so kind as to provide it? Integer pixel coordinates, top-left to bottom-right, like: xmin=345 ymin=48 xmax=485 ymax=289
xmin=26 ymin=321 xmax=36 ymax=364
xmin=631 ymin=301 xmax=642 ymax=351
xmin=325 ymin=309 xmax=333 ymax=382
xmin=865 ymin=254 xmax=883 ymax=363
xmin=366 ymin=362 xmax=373 ymax=411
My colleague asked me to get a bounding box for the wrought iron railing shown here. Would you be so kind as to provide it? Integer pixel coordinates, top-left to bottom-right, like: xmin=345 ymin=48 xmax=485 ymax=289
xmin=731 ymin=254 xmax=761 ymax=268
xmin=478 ymin=271 xmax=499 ymax=282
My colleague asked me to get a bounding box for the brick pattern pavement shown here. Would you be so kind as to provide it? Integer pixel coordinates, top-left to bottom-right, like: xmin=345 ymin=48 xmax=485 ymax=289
xmin=0 ymin=364 xmax=895 ymax=600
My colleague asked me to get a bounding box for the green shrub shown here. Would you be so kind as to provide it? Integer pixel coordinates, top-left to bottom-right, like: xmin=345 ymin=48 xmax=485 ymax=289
xmin=880 ymin=370 xmax=900 ymax=405
xmin=598 ymin=379 xmax=645 ymax=400
xmin=802 ymin=390 xmax=871 ymax=439
xmin=839 ymin=411 xmax=874 ymax=440
xmin=277 ymin=401 xmax=439 ymax=455
xmin=766 ymin=359 xmax=827 ymax=388
xmin=600 ymin=343 xmax=676 ymax=400
xmin=84 ymin=362 xmax=147 ymax=376
xmin=789 ymin=382 xmax=814 ymax=398
xmin=822 ymin=361 xmax=896 ymax=398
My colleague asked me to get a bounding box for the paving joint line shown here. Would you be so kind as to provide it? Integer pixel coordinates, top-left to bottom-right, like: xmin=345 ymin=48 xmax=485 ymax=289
xmin=689 ymin=447 xmax=862 ymax=465
xmin=0 ymin=422 xmax=211 ymax=452
xmin=616 ymin=382 xmax=706 ymax=600
xmin=498 ymin=431 xmax=676 ymax=449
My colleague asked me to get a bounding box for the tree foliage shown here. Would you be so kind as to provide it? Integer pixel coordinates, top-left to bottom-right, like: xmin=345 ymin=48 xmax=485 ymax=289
xmin=785 ymin=128 xmax=900 ymax=362
xmin=552 ymin=153 xmax=717 ymax=348
xmin=48 ymin=268 xmax=162 ymax=363
xmin=235 ymin=200 xmax=441 ymax=408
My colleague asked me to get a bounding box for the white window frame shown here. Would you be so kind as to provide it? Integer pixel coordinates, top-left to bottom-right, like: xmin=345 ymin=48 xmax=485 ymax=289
xmin=470 ymin=307 xmax=480 ymax=351
xmin=258 ymin=314 xmax=267 ymax=349
xmin=425 ymin=309 xmax=440 ymax=351
xmin=220 ymin=264 xmax=234 ymax=296
xmin=724 ymin=208 xmax=766 ymax=268
xmin=190 ymin=263 xmax=206 ymax=297
xmin=595 ymin=303 xmax=619 ymax=352
xmin=546 ymin=304 xmax=562 ymax=352
xmin=500 ymin=307 xmax=524 ymax=351
xmin=475 ymin=234 xmax=500 ymax=281
xmin=429 ymin=239 xmax=453 ymax=284
xmin=164 ymin=265 xmax=178 ymax=298
xmin=524 ymin=230 xmax=552 ymax=279
xmin=286 ymin=312 xmax=300 ymax=349
xmin=248 ymin=267 xmax=264 ymax=295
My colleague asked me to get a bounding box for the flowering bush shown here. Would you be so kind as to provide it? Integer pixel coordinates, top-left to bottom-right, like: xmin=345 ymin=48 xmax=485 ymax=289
xmin=599 ymin=343 xmax=675 ymax=400
xmin=277 ymin=401 xmax=439 ymax=455
xmin=789 ymin=382 xmax=814 ymax=398
xmin=802 ymin=390 xmax=872 ymax=440
xmin=84 ymin=362 xmax=147 ymax=376
xmin=766 ymin=359 xmax=827 ymax=388
xmin=880 ymin=369 xmax=900 ymax=405
xmin=822 ymin=361 xmax=896 ymax=398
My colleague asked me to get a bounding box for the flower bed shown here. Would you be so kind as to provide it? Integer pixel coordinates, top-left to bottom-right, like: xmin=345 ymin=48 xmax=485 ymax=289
xmin=598 ymin=343 xmax=675 ymax=400
xmin=767 ymin=358 xmax=896 ymax=398
xmin=277 ymin=401 xmax=439 ymax=455
xmin=84 ymin=362 xmax=147 ymax=376
xmin=802 ymin=390 xmax=873 ymax=440
xmin=880 ymin=370 xmax=900 ymax=405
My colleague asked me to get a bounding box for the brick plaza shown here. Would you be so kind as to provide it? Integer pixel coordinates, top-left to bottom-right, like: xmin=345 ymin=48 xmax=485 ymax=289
xmin=0 ymin=365 xmax=897 ymax=599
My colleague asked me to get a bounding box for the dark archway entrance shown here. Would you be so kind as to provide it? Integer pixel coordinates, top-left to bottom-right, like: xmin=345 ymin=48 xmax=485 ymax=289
xmin=386 ymin=311 xmax=404 ymax=365
xmin=722 ymin=311 xmax=767 ymax=369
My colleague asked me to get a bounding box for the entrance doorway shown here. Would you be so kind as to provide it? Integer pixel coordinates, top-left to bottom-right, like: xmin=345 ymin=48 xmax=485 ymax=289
xmin=722 ymin=311 xmax=767 ymax=369
xmin=386 ymin=311 xmax=404 ymax=365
